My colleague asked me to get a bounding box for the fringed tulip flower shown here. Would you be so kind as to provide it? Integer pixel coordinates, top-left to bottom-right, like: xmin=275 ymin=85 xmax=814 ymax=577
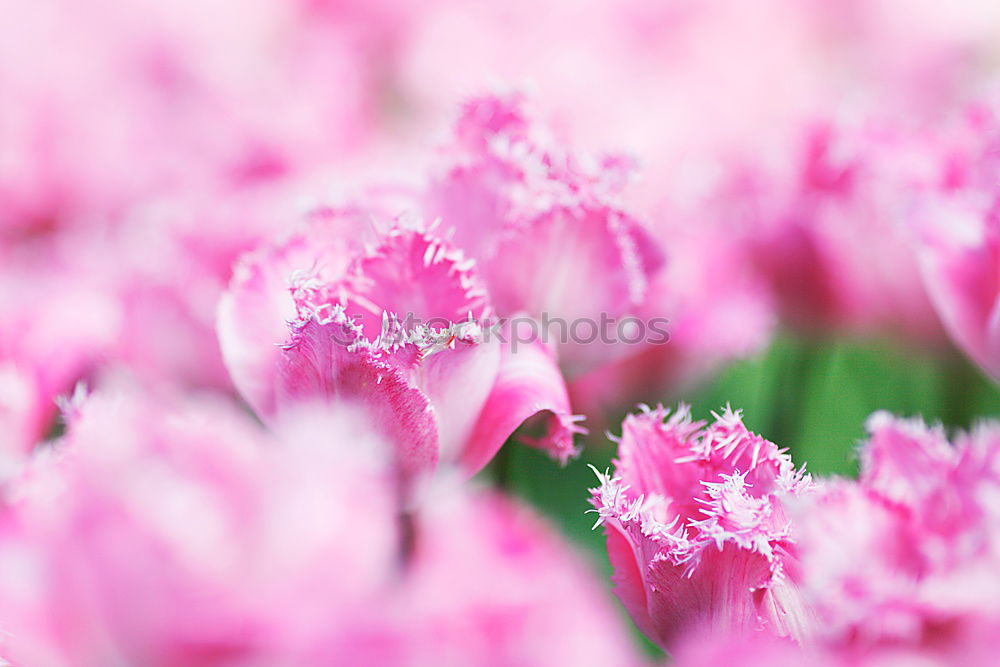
xmin=422 ymin=91 xmax=770 ymax=427
xmin=0 ymin=389 xmax=639 ymax=666
xmin=218 ymin=208 xmax=582 ymax=483
xmin=792 ymin=412 xmax=1000 ymax=660
xmin=590 ymin=405 xmax=814 ymax=651
xmin=424 ymin=92 xmax=665 ymax=377
xmin=662 ymin=410 xmax=1000 ymax=666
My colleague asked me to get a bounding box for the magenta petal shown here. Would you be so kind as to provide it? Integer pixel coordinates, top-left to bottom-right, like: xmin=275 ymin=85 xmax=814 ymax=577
xmin=338 ymin=226 xmax=489 ymax=339
xmin=458 ymin=334 xmax=583 ymax=475
xmin=601 ymin=515 xmax=658 ymax=643
xmin=278 ymin=316 xmax=439 ymax=483
xmin=646 ymin=542 xmax=778 ymax=644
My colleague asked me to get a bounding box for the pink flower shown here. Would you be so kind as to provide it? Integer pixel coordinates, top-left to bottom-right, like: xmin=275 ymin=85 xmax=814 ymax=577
xmin=0 ymin=388 xmax=640 ymax=666
xmin=598 ymin=407 xmax=1000 ymax=664
xmin=422 ymin=91 xmax=770 ymax=427
xmin=218 ymin=207 xmax=582 ymax=483
xmin=0 ymin=257 xmax=121 ymax=457
xmin=424 ymin=92 xmax=665 ymax=378
xmin=0 ymin=390 xmax=400 ymax=666
xmin=589 ymin=405 xmax=815 ymax=650
xmin=0 ymin=185 xmax=299 ymax=462
xmin=709 ymin=120 xmax=949 ymax=343
xmin=399 ymin=490 xmax=644 ymax=667
xmin=915 ymin=105 xmax=1000 ymax=380
xmin=0 ymin=0 xmax=397 ymax=242
xmin=792 ymin=412 xmax=1000 ymax=659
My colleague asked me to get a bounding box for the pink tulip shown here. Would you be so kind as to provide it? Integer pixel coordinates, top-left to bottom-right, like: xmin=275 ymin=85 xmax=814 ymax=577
xmin=590 ymin=404 xmax=815 ymax=650
xmin=0 ymin=0 xmax=402 ymax=242
xmin=218 ymin=208 xmax=582 ymax=482
xmin=424 ymin=92 xmax=665 ymax=378
xmin=422 ymin=92 xmax=771 ymax=426
xmin=0 ymin=257 xmax=121 ymax=457
xmin=793 ymin=412 xmax=1000 ymax=657
xmin=663 ymin=410 xmax=1000 ymax=665
xmin=915 ymin=104 xmax=1000 ymax=380
xmin=0 ymin=389 xmax=640 ymax=666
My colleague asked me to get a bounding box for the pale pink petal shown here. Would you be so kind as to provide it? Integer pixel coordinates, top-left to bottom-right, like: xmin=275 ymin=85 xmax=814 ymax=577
xmin=484 ymin=203 xmax=663 ymax=325
xmin=403 ymin=488 xmax=644 ymax=667
xmin=411 ymin=335 xmax=501 ymax=465
xmin=217 ymin=209 xmax=370 ymax=416
xmin=458 ymin=328 xmax=583 ymax=475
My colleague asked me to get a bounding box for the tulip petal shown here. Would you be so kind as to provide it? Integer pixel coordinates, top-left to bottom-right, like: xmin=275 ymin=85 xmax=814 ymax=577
xmin=278 ymin=315 xmax=439 ymax=483
xmin=458 ymin=332 xmax=583 ymax=475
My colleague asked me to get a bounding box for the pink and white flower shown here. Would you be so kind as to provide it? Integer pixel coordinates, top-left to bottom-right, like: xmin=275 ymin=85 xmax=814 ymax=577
xmin=792 ymin=412 xmax=1000 ymax=659
xmin=424 ymin=92 xmax=665 ymax=378
xmin=0 ymin=388 xmax=640 ymax=666
xmin=639 ymin=409 xmax=1000 ymax=665
xmin=218 ymin=207 xmax=583 ymax=483
xmin=914 ymin=104 xmax=1000 ymax=380
xmin=590 ymin=405 xmax=814 ymax=650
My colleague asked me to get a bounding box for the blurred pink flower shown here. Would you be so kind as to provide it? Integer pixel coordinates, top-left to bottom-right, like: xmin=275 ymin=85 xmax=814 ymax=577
xmin=218 ymin=208 xmax=582 ymax=482
xmin=792 ymin=412 xmax=1000 ymax=661
xmin=589 ymin=405 xmax=814 ymax=650
xmin=0 ymin=185 xmax=302 ymax=462
xmin=569 ymin=209 xmax=776 ymax=428
xmin=915 ymin=104 xmax=1000 ymax=380
xmin=424 ymin=92 xmax=664 ymax=378
xmin=0 ymin=258 xmax=121 ymax=457
xmin=691 ymin=120 xmax=950 ymax=343
xmin=0 ymin=389 xmax=640 ymax=666
xmin=0 ymin=0 xmax=400 ymax=242
xmin=400 ymin=489 xmax=644 ymax=667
